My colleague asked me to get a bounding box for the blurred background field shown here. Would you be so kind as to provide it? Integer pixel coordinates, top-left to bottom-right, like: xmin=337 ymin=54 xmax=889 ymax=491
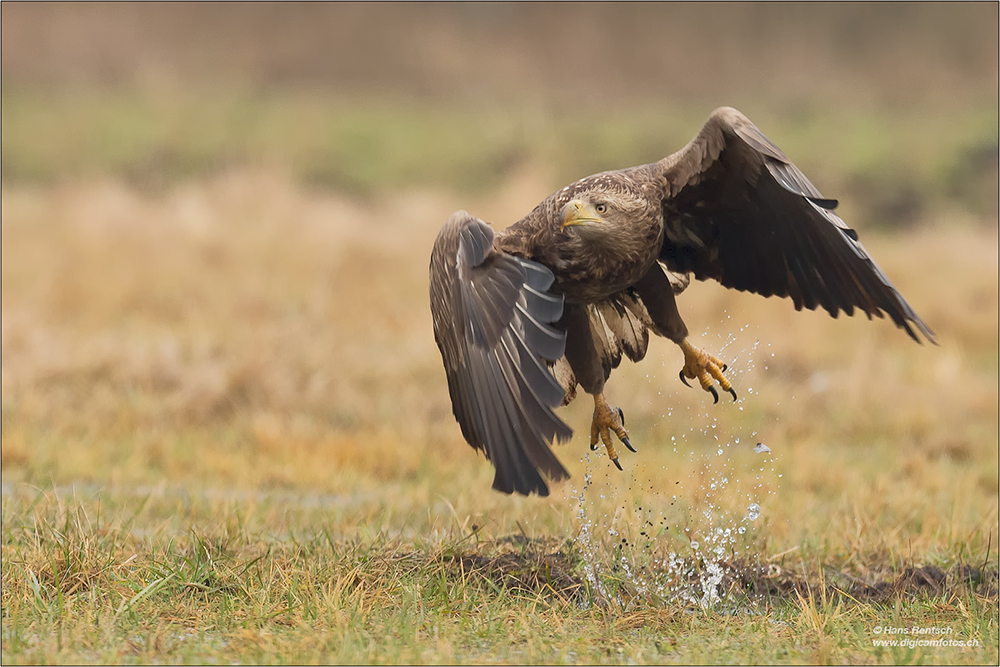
xmin=1 ymin=3 xmax=998 ymax=664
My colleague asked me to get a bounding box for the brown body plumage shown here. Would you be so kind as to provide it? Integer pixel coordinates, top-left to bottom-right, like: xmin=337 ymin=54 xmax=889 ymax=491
xmin=497 ymin=167 xmax=665 ymax=303
xmin=429 ymin=107 xmax=934 ymax=496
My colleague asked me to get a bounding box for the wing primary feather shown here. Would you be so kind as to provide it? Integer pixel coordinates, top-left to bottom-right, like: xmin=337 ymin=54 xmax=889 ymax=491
xmin=496 ymin=330 xmax=572 ymax=475
xmin=504 ymin=323 xmax=571 ymax=412
xmin=472 ymin=344 xmax=546 ymax=495
xmin=808 ymin=197 xmax=839 ymax=210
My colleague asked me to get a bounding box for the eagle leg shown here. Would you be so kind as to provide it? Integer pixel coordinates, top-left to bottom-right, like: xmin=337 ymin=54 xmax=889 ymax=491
xmin=590 ymin=393 xmax=633 ymax=469
xmin=678 ymin=339 xmax=737 ymax=403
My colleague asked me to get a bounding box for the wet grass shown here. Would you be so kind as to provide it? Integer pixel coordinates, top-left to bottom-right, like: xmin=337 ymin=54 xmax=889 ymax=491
xmin=2 ymin=171 xmax=997 ymax=663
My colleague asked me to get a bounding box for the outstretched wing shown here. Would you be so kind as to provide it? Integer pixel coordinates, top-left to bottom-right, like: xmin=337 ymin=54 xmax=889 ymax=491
xmin=429 ymin=211 xmax=573 ymax=496
xmin=655 ymin=106 xmax=935 ymax=343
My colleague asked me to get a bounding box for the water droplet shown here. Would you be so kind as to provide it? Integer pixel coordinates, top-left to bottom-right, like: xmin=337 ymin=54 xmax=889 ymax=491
xmin=738 ymin=526 xmax=746 ymax=534
xmin=746 ymin=503 xmax=761 ymax=520
xmin=753 ymin=442 xmax=771 ymax=454
xmin=717 ymin=448 xmax=724 ymax=456
xmin=690 ymin=541 xmax=699 ymax=550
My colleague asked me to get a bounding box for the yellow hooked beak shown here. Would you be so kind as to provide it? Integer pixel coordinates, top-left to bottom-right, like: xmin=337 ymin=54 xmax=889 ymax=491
xmin=560 ymin=199 xmax=605 ymax=230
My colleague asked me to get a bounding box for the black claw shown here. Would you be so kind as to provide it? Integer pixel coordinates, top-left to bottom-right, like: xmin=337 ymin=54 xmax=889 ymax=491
xmin=679 ymin=370 xmax=691 ymax=388
xmin=721 ymin=364 xmax=728 ymax=372
xmin=590 ymin=443 xmax=598 ymax=451
xmin=612 ymin=458 xmax=623 ymax=471
xmin=728 ymin=388 xmax=738 ymax=402
xmin=615 ymin=407 xmax=625 ymax=426
xmin=709 ymin=386 xmax=719 ymax=404
xmin=623 ymin=436 xmax=637 ymax=453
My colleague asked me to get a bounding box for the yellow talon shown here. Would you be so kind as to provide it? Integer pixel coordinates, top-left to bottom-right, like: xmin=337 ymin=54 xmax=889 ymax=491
xmin=678 ymin=339 xmax=737 ymax=403
xmin=589 ymin=393 xmax=632 ymax=469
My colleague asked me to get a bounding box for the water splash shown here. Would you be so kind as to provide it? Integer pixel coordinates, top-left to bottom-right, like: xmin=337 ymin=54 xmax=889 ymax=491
xmin=573 ymin=462 xmax=609 ymax=605
xmin=570 ymin=319 xmax=781 ymax=611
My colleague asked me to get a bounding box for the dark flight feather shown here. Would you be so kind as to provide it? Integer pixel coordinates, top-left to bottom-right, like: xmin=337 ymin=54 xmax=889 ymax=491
xmin=657 ymin=107 xmax=935 ymax=342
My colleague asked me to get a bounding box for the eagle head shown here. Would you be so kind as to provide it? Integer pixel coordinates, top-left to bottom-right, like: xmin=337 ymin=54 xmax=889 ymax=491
xmin=558 ymin=186 xmax=654 ymax=238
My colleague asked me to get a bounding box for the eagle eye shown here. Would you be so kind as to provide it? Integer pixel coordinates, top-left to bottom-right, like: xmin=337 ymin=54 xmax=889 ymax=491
xmin=595 ymin=203 xmax=608 ymax=214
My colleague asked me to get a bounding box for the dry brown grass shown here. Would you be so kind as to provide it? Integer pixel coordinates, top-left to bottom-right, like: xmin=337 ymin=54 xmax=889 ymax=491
xmin=2 ymin=169 xmax=995 ymax=515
